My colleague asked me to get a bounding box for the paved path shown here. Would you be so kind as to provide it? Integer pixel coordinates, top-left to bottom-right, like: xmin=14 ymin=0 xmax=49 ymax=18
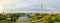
xmin=53 ymin=21 xmax=60 ymax=23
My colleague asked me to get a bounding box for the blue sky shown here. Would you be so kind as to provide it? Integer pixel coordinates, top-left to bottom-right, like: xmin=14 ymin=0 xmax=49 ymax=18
xmin=42 ymin=0 xmax=60 ymax=12
xmin=0 ymin=0 xmax=60 ymax=12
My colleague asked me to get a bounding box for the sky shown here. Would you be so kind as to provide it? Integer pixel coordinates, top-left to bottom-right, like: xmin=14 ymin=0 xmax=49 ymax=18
xmin=42 ymin=0 xmax=60 ymax=12
xmin=0 ymin=0 xmax=60 ymax=13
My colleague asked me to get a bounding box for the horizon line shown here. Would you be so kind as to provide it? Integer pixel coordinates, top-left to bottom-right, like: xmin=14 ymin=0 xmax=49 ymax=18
xmin=0 ymin=11 xmax=60 ymax=13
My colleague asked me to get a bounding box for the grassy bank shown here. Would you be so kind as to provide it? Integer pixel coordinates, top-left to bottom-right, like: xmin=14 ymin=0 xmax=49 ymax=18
xmin=0 ymin=20 xmax=14 ymax=23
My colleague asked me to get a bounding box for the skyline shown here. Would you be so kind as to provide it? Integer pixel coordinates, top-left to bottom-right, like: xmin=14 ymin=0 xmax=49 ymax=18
xmin=0 ymin=0 xmax=60 ymax=13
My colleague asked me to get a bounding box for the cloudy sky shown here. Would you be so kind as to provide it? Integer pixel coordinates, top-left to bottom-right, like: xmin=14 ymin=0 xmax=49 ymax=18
xmin=0 ymin=0 xmax=60 ymax=13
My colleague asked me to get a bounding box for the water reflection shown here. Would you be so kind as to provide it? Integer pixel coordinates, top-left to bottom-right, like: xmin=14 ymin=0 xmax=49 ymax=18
xmin=16 ymin=16 xmax=32 ymax=22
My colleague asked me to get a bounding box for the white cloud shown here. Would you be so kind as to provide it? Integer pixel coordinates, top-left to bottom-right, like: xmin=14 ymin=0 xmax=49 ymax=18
xmin=0 ymin=3 xmax=4 ymax=12
xmin=0 ymin=0 xmax=40 ymax=13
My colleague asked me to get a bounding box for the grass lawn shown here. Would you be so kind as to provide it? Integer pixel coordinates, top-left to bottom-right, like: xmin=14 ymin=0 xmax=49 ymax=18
xmin=0 ymin=20 xmax=14 ymax=23
xmin=15 ymin=22 xmax=33 ymax=23
xmin=0 ymin=20 xmax=33 ymax=23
